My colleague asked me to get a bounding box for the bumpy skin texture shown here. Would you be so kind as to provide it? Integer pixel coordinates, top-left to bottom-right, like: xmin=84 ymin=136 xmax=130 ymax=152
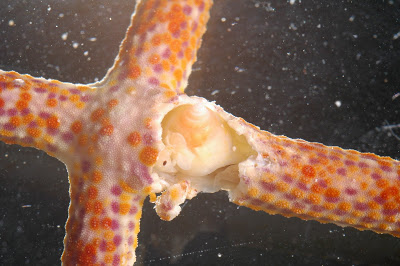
xmin=229 ymin=125 xmax=400 ymax=237
xmin=0 ymin=0 xmax=399 ymax=265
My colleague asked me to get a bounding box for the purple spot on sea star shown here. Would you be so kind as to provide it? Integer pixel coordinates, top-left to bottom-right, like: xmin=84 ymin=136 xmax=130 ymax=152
xmin=34 ymin=87 xmax=46 ymax=93
xmin=148 ymin=77 xmax=159 ymax=86
xmin=3 ymin=123 xmax=15 ymax=131
xmin=199 ymin=1 xmax=205 ymax=11
xmin=260 ymin=181 xmax=276 ymax=192
xmin=192 ymin=21 xmax=198 ymax=32
xmin=39 ymin=111 xmax=50 ymax=119
xmin=311 ymin=205 xmax=325 ymax=212
xmin=183 ymin=5 xmax=192 ymax=15
xmin=355 ymin=202 xmax=368 ymax=211
xmin=180 ymin=21 xmax=187 ymax=29
xmin=162 ymin=48 xmax=171 ymax=58
xmin=81 ymin=95 xmax=90 ymax=102
xmin=99 ymin=240 xmax=107 ymax=252
xmin=345 ymin=188 xmax=357 ymax=195
xmin=46 ymin=128 xmax=58 ymax=135
xmin=20 ymin=108 xmax=30 ymax=116
xmin=297 ymin=182 xmax=308 ymax=191
xmin=111 ymin=219 xmax=119 ymax=230
xmin=371 ymin=172 xmax=382 ymax=180
xmin=282 ymin=174 xmax=293 ymax=183
xmin=325 ymin=196 xmax=339 ymax=203
xmin=383 ymin=209 xmax=398 ymax=216
xmin=329 ymin=155 xmax=340 ymax=161
xmin=374 ymin=196 xmax=385 ymax=204
xmin=111 ymin=202 xmax=119 ymax=213
xmin=113 ymin=235 xmax=122 ymax=246
xmin=334 ymin=209 xmax=347 ymax=216
xmin=128 ymin=221 xmax=135 ymax=231
xmin=344 ymin=160 xmax=355 ymax=166
xmin=111 ymin=185 xmax=122 ymax=196
xmin=129 ymin=206 xmax=138 ymax=215
xmin=81 ymin=160 xmax=91 ymax=173
xmin=7 ymin=108 xmax=17 ymax=116
xmin=110 ymin=86 xmax=119 ymax=92
xmin=62 ymin=132 xmax=74 ymax=143
xmin=113 ymin=255 xmax=120 ymax=266
xmin=361 ymin=217 xmax=375 ymax=224
xmin=59 ymin=95 xmax=68 ymax=101
xmin=380 ymin=165 xmax=392 ymax=172
xmin=337 ymin=168 xmax=347 ymax=176
xmin=153 ymin=64 xmax=162 ymax=73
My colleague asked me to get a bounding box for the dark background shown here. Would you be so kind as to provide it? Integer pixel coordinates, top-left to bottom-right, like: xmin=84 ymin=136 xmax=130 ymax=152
xmin=1 ymin=0 xmax=400 ymax=265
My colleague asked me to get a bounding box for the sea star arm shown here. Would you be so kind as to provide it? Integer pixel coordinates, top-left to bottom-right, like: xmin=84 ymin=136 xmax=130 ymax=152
xmin=60 ymin=1 xmax=215 ymax=265
xmin=0 ymin=70 xmax=91 ymax=161
xmin=229 ymin=125 xmax=400 ymax=237
xmin=98 ymin=0 xmax=213 ymax=94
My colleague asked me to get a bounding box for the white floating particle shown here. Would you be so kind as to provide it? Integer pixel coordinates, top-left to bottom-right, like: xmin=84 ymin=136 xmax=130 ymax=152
xmin=317 ymin=24 xmax=321 ymax=28
xmin=221 ymin=17 xmax=226 ymax=22
xmin=211 ymin=90 xmax=219 ymax=96
xmin=392 ymin=92 xmax=400 ymax=100
xmin=234 ymin=66 xmax=245 ymax=72
xmin=89 ymin=37 xmax=97 ymax=42
xmin=349 ymin=15 xmax=355 ymax=22
xmin=335 ymin=100 xmax=341 ymax=107
xmin=59 ymin=13 xmax=64 ymax=18
xmin=61 ymin=32 xmax=68 ymax=40
xmin=8 ymin=20 xmax=15 ymax=26
xmin=289 ymin=23 xmax=297 ymax=30
xmin=217 ymin=253 xmax=222 ymax=258
xmin=72 ymin=42 xmax=79 ymax=49
xmin=84 ymin=51 xmax=89 ymax=56
xmin=393 ymin=31 xmax=400 ymax=40
xmin=290 ymin=0 xmax=296 ymax=5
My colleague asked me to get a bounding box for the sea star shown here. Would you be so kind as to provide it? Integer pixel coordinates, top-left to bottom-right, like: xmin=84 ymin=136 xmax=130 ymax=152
xmin=0 ymin=0 xmax=400 ymax=264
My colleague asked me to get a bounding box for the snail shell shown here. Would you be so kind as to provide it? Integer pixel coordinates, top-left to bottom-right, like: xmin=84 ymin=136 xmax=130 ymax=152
xmin=161 ymin=104 xmax=241 ymax=177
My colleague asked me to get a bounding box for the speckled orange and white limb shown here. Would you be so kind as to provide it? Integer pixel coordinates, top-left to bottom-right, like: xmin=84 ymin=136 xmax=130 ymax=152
xmin=60 ymin=0 xmax=214 ymax=265
xmin=0 ymin=70 xmax=91 ymax=160
xmin=229 ymin=125 xmax=400 ymax=237
xmin=98 ymin=0 xmax=212 ymax=94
